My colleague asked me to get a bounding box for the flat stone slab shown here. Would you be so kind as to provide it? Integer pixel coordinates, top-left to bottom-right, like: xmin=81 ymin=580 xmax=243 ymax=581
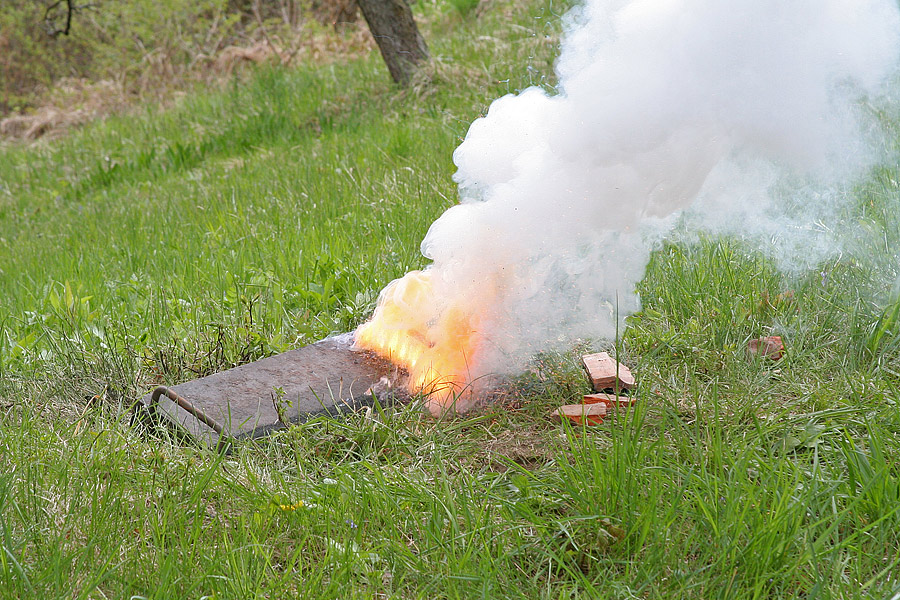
xmin=140 ymin=333 xmax=403 ymax=447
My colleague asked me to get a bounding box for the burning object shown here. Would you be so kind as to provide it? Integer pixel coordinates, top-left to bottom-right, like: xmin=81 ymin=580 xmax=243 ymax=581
xmin=354 ymin=269 xmax=486 ymax=416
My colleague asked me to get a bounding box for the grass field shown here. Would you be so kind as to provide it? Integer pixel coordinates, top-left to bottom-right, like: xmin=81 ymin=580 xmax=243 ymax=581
xmin=3 ymin=0 xmax=900 ymax=598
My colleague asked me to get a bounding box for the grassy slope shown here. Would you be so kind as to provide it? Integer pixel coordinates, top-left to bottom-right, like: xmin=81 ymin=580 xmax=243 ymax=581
xmin=3 ymin=1 xmax=900 ymax=598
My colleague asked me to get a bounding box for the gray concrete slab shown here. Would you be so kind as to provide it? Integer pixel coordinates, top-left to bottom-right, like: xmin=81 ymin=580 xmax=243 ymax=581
xmin=140 ymin=334 xmax=404 ymax=446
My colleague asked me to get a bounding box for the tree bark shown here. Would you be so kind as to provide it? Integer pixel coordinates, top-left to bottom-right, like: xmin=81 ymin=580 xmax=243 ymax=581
xmin=356 ymin=0 xmax=428 ymax=86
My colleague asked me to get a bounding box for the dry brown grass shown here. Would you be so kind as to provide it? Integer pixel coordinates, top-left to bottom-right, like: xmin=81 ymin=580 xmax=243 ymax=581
xmin=0 ymin=78 xmax=131 ymax=141
xmin=0 ymin=19 xmax=374 ymax=143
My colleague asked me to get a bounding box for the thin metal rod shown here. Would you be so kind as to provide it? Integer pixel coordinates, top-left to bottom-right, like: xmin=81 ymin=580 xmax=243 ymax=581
xmin=149 ymin=386 xmax=229 ymax=448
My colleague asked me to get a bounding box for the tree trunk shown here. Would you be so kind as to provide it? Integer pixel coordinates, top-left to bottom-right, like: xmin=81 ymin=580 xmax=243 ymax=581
xmin=356 ymin=0 xmax=428 ymax=86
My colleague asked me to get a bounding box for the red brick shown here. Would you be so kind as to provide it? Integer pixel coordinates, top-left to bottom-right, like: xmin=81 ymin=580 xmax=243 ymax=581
xmin=582 ymin=393 xmax=636 ymax=409
xmin=748 ymin=336 xmax=784 ymax=360
xmin=581 ymin=352 xmax=635 ymax=392
xmin=552 ymin=403 xmax=608 ymax=425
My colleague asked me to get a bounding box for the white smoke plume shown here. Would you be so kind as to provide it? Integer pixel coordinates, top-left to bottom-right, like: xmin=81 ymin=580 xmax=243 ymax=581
xmin=359 ymin=0 xmax=900 ymax=405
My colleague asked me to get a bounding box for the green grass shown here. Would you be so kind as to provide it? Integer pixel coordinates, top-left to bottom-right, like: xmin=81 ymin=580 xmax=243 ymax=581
xmin=3 ymin=0 xmax=900 ymax=597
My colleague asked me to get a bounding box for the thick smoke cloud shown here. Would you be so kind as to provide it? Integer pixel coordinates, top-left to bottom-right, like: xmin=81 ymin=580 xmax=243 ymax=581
xmin=368 ymin=0 xmax=900 ymax=393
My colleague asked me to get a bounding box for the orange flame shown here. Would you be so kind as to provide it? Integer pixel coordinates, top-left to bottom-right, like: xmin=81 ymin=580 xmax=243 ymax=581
xmin=355 ymin=270 xmax=483 ymax=414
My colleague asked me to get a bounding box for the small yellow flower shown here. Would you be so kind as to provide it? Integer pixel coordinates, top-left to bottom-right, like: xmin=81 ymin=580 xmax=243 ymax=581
xmin=278 ymin=501 xmax=304 ymax=511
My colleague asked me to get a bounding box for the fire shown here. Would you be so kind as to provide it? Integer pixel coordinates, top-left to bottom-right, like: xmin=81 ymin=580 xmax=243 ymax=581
xmin=354 ymin=269 xmax=483 ymax=414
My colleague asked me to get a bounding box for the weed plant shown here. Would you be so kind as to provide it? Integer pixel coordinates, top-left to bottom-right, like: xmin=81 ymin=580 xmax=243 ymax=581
xmin=2 ymin=0 xmax=900 ymax=598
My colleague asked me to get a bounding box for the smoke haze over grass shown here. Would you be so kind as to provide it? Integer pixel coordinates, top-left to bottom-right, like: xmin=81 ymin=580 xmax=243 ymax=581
xmin=399 ymin=0 xmax=900 ymax=383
